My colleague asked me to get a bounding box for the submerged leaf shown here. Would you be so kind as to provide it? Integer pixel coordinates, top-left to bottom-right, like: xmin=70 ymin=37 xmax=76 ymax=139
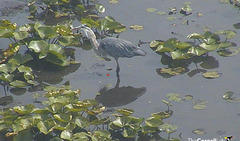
xmin=217 ymin=48 xmax=240 ymax=57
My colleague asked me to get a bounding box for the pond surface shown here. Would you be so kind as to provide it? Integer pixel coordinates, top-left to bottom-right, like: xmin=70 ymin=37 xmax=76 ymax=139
xmin=1 ymin=0 xmax=240 ymax=140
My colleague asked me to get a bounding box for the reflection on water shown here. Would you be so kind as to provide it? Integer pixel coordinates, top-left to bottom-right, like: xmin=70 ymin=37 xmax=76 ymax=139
xmin=95 ymin=75 xmax=146 ymax=108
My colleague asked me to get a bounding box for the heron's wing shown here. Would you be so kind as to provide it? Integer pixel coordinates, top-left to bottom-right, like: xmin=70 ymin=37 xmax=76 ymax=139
xmin=99 ymin=37 xmax=146 ymax=59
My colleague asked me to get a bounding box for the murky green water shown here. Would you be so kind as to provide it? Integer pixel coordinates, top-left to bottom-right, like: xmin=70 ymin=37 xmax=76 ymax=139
xmin=1 ymin=0 xmax=240 ymax=140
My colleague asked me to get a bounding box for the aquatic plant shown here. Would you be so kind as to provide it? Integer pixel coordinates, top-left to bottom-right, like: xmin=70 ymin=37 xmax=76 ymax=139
xmin=0 ymin=86 xmax=180 ymax=141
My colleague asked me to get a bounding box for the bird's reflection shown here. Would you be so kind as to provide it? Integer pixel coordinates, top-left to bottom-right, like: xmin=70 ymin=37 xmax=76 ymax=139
xmin=95 ymin=74 xmax=146 ymax=108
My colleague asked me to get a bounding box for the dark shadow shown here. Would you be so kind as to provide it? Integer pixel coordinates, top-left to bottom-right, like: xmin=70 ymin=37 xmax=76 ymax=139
xmin=95 ymin=74 xmax=146 ymax=108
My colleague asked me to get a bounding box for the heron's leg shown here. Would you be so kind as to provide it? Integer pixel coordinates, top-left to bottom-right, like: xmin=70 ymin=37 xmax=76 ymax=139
xmin=115 ymin=58 xmax=120 ymax=78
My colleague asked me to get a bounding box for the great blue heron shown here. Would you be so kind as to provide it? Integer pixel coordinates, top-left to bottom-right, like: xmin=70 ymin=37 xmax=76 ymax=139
xmin=72 ymin=25 xmax=146 ymax=76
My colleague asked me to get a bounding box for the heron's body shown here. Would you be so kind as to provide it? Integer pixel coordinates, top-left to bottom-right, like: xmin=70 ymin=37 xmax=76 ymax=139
xmin=99 ymin=37 xmax=146 ymax=59
xmin=72 ymin=25 xmax=146 ymax=76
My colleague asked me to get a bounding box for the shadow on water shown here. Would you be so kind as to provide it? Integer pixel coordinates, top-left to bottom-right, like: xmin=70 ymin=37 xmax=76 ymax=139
xmin=155 ymin=53 xmax=219 ymax=78
xmin=95 ymin=73 xmax=146 ymax=108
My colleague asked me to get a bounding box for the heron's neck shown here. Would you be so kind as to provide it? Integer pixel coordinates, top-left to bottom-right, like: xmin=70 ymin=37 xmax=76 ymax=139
xmin=89 ymin=37 xmax=99 ymax=50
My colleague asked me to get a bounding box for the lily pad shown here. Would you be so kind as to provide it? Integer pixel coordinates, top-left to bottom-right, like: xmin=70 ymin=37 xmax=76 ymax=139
xmin=160 ymin=123 xmax=178 ymax=133
xmin=192 ymin=128 xmax=206 ymax=135
xmin=217 ymin=48 xmax=240 ymax=57
xmin=193 ymin=104 xmax=206 ymax=110
xmin=166 ymin=93 xmax=181 ymax=102
xmin=157 ymin=11 xmax=166 ymax=15
xmin=129 ymin=25 xmax=144 ymax=31
xmin=109 ymin=0 xmax=118 ymax=4
xmin=167 ymin=16 xmax=176 ymax=21
xmin=182 ymin=95 xmax=193 ymax=101
xmin=202 ymin=71 xmax=221 ymax=79
xmin=159 ymin=67 xmax=185 ymax=76
xmin=222 ymin=91 xmax=240 ymax=102
xmin=146 ymin=8 xmax=157 ymax=13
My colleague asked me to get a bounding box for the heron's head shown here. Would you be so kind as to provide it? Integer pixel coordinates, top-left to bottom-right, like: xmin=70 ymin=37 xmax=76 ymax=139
xmin=73 ymin=24 xmax=96 ymax=40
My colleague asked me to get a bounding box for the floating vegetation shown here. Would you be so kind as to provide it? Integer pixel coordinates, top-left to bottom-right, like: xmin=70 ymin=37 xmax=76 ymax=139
xmin=146 ymin=8 xmax=157 ymax=13
xmin=109 ymin=0 xmax=119 ymax=4
xmin=223 ymin=91 xmax=240 ymax=102
xmin=193 ymin=99 xmax=207 ymax=110
xmin=202 ymin=71 xmax=221 ymax=79
xmin=192 ymin=128 xmax=206 ymax=135
xmin=129 ymin=25 xmax=144 ymax=31
xmin=166 ymin=93 xmax=181 ymax=102
xmin=151 ymin=29 xmax=237 ymax=78
xmin=180 ymin=2 xmax=192 ymax=16
xmin=167 ymin=16 xmax=177 ymax=21
xmin=217 ymin=48 xmax=240 ymax=57
xmin=0 ymin=0 xmax=127 ymax=90
xmin=157 ymin=67 xmax=186 ymax=77
xmin=0 ymin=86 xmax=180 ymax=141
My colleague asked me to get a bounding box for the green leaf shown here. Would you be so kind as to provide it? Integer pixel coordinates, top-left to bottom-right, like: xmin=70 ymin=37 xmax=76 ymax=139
xmin=215 ymin=30 xmax=237 ymax=39
xmin=28 ymin=40 xmax=49 ymax=54
xmin=170 ymin=50 xmax=190 ymax=59
xmin=187 ymin=46 xmax=207 ymax=56
xmin=123 ymin=126 xmax=137 ymax=138
xmin=94 ymin=130 xmax=111 ymax=138
xmin=0 ymin=73 xmax=13 ymax=82
xmin=192 ymin=128 xmax=206 ymax=135
xmin=81 ymin=18 xmax=100 ymax=28
xmin=146 ymin=8 xmax=157 ymax=13
xmin=151 ymin=110 xmax=173 ymax=119
xmin=49 ymin=44 xmax=65 ymax=54
xmin=129 ymin=25 xmax=144 ymax=31
xmin=156 ymin=38 xmax=177 ymax=52
xmin=187 ymin=33 xmax=203 ymax=39
xmin=0 ymin=28 xmax=14 ymax=38
xmin=199 ymin=42 xmax=218 ymax=51
xmin=111 ymin=117 xmax=131 ymax=128
xmin=75 ymin=117 xmax=90 ymax=128
xmin=18 ymin=65 xmax=32 ymax=73
xmin=54 ymin=113 xmax=72 ymax=122
xmin=142 ymin=126 xmax=159 ymax=134
xmin=166 ymin=93 xmax=181 ymax=102
xmin=203 ymin=31 xmax=220 ymax=44
xmin=217 ymin=48 xmax=240 ymax=57
xmin=37 ymin=120 xmax=56 ymax=134
xmin=193 ymin=104 xmax=206 ymax=110
xmin=175 ymin=41 xmax=192 ymax=49
xmin=116 ymin=108 xmax=134 ymax=116
xmin=13 ymin=105 xmax=34 ymax=115
xmin=145 ymin=117 xmax=163 ymax=127
xmin=202 ymin=71 xmax=221 ymax=79
xmin=72 ymin=132 xmax=89 ymax=141
xmin=160 ymin=123 xmax=178 ymax=133
xmin=218 ymin=41 xmax=233 ymax=48
xmin=100 ymin=16 xmax=126 ymax=33
xmin=149 ymin=40 xmax=164 ymax=48
xmin=36 ymin=26 xmax=58 ymax=39
xmin=10 ymin=80 xmax=27 ymax=88
xmin=13 ymin=31 xmax=29 ymax=40
xmin=60 ymin=129 xmax=72 ymax=140
xmin=75 ymin=5 xmax=85 ymax=16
